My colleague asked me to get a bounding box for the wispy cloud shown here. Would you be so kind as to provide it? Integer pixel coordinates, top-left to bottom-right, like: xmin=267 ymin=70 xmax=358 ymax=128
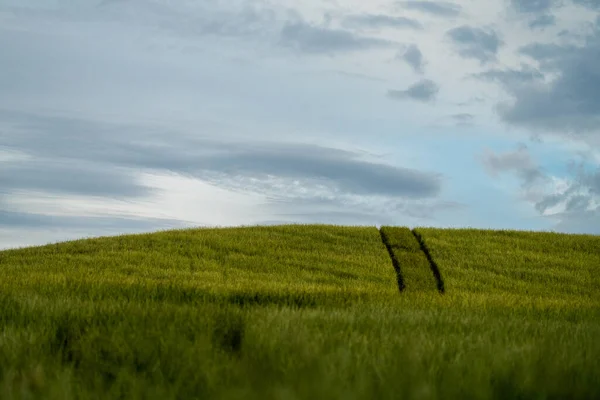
xmin=397 ymin=1 xmax=462 ymax=17
xmin=387 ymin=79 xmax=439 ymax=102
xmin=471 ymin=64 xmax=545 ymax=87
xmin=572 ymin=0 xmax=600 ymax=10
xmin=529 ymin=14 xmax=557 ymax=29
xmin=481 ymin=144 xmax=547 ymax=188
xmin=510 ymin=0 xmax=559 ymax=14
xmin=342 ymin=14 xmax=423 ymax=30
xmin=280 ymin=20 xmax=393 ymax=54
xmin=450 ymin=113 xmax=475 ymax=125
xmin=447 ymin=25 xmax=503 ymax=63
xmin=508 ymin=0 xmax=559 ymax=30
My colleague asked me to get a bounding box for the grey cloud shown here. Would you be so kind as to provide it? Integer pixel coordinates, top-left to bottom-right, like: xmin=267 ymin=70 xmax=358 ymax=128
xmin=577 ymin=167 xmax=600 ymax=196
xmin=586 ymin=170 xmax=600 ymax=194
xmin=387 ymin=79 xmax=439 ymax=102
xmin=20 ymin=0 xmax=427 ymax=59
xmin=0 ymin=110 xmax=202 ymax=174
xmin=450 ymin=113 xmax=475 ymax=125
xmin=0 ymin=159 xmax=149 ymax=198
xmin=1 ymin=109 xmax=441 ymax=201
xmin=435 ymin=113 xmax=475 ymax=127
xmin=535 ymin=192 xmax=567 ymax=214
xmin=481 ymin=144 xmax=546 ymax=187
xmin=447 ymin=26 xmax=503 ymax=63
xmin=529 ymin=14 xmax=556 ymax=28
xmin=472 ymin=64 xmax=544 ymax=87
xmin=518 ymin=42 xmax=578 ymax=69
xmin=398 ymin=1 xmax=462 ymax=17
xmin=509 ymin=0 xmax=559 ymax=29
xmin=0 ymin=210 xmax=183 ymax=231
xmin=280 ymin=20 xmax=392 ymax=54
xmin=500 ymin=25 xmax=600 ymax=135
xmin=399 ymin=44 xmax=425 ymax=73
xmin=510 ymin=0 xmax=558 ymax=14
xmin=572 ymin=0 xmax=600 ymax=9
xmin=97 ymin=0 xmax=277 ymax=39
xmin=558 ymin=29 xmax=572 ymax=37
xmin=198 ymin=145 xmax=441 ymax=198
xmin=565 ymin=195 xmax=591 ymax=212
xmin=342 ymin=14 xmax=423 ymax=30
xmin=98 ymin=0 xmax=125 ymax=6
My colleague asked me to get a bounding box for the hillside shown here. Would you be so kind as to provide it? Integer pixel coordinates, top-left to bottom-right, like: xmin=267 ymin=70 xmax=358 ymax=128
xmin=0 ymin=225 xmax=599 ymax=399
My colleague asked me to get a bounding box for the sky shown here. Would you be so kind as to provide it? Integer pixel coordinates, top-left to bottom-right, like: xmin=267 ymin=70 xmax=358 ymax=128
xmin=1 ymin=0 xmax=599 ymax=249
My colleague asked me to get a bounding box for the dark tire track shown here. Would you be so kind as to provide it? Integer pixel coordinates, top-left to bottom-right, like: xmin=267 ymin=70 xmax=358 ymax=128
xmin=379 ymin=228 xmax=405 ymax=293
xmin=411 ymin=229 xmax=445 ymax=294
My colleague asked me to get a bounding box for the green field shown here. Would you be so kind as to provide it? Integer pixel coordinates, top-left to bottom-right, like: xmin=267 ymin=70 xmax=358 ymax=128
xmin=0 ymin=225 xmax=599 ymax=399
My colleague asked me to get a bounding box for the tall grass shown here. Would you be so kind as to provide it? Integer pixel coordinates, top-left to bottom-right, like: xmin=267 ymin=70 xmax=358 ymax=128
xmin=0 ymin=225 xmax=598 ymax=399
xmin=414 ymin=228 xmax=600 ymax=307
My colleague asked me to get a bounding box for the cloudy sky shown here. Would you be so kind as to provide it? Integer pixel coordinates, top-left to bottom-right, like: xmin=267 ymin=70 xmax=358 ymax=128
xmin=1 ymin=0 xmax=599 ymax=249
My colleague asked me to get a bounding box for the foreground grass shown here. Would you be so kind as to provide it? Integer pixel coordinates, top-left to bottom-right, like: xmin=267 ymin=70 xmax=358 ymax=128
xmin=1 ymin=225 xmax=599 ymax=399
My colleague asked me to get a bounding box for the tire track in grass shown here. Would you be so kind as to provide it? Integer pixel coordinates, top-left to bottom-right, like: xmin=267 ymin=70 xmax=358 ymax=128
xmin=379 ymin=228 xmax=405 ymax=293
xmin=411 ymin=229 xmax=445 ymax=293
xmin=380 ymin=227 xmax=442 ymax=293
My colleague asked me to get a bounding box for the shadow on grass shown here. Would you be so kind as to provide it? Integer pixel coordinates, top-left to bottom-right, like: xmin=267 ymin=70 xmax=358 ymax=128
xmin=226 ymin=293 xmax=318 ymax=308
xmin=213 ymin=310 xmax=245 ymax=356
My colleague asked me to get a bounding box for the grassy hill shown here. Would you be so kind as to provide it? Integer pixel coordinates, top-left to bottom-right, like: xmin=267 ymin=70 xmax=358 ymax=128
xmin=0 ymin=225 xmax=599 ymax=399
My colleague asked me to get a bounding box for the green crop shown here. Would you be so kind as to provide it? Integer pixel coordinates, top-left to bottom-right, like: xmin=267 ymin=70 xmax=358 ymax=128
xmin=0 ymin=225 xmax=598 ymax=399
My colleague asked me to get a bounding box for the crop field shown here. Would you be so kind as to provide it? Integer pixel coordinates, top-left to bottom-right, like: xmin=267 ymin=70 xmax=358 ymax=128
xmin=0 ymin=225 xmax=599 ymax=399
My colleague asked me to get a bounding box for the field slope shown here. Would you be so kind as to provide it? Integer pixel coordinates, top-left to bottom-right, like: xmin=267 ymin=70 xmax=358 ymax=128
xmin=0 ymin=225 xmax=397 ymax=307
xmin=414 ymin=228 xmax=600 ymax=306
xmin=0 ymin=225 xmax=599 ymax=399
